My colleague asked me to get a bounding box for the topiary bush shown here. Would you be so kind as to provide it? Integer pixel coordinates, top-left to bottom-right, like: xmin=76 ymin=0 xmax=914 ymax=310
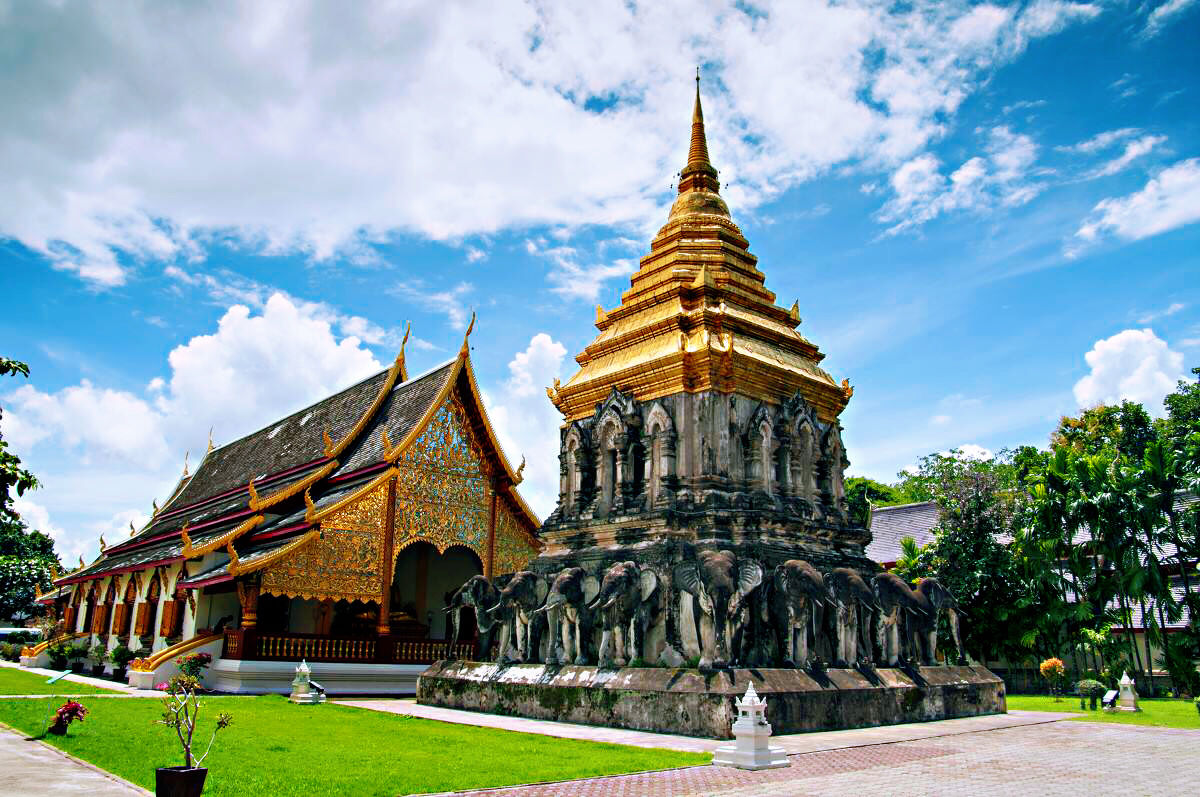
xmin=1076 ymin=678 xmax=1106 ymax=710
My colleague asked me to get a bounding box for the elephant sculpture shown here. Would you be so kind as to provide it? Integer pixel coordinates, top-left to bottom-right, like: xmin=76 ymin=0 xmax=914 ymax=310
xmin=537 ymin=567 xmax=599 ymax=665
xmin=674 ymin=549 xmax=763 ymax=669
xmin=825 ymin=567 xmax=878 ymax=667
xmin=446 ymin=575 xmax=500 ymax=660
xmin=488 ymin=570 xmax=548 ymax=663
xmin=766 ymin=559 xmax=828 ymax=669
xmin=872 ymin=572 xmax=926 ymax=666
xmin=912 ymin=577 xmax=965 ymax=665
xmin=587 ymin=561 xmax=658 ymax=668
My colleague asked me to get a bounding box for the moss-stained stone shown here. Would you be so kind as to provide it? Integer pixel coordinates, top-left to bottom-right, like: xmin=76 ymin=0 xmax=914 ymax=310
xmin=417 ymin=661 xmax=1006 ymax=739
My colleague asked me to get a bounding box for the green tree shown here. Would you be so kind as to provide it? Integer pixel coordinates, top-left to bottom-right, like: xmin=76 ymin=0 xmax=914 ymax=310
xmin=1051 ymin=401 xmax=1157 ymax=462
xmin=1161 ymin=366 xmax=1200 ymax=453
xmin=845 ymin=476 xmax=903 ymax=526
xmin=0 ymin=357 xmax=61 ymax=622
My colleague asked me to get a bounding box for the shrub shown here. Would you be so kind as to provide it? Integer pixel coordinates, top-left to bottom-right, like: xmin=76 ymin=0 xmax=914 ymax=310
xmin=1075 ymin=678 xmax=1106 ymax=709
xmin=87 ymin=644 xmax=108 ymax=665
xmin=1040 ymin=657 xmax=1066 ymax=700
xmin=176 ymin=652 xmax=212 ymax=678
xmin=68 ymin=644 xmax=88 ymax=661
xmin=0 ymin=643 xmax=17 ymax=662
xmin=111 ymin=644 xmax=136 ymax=669
xmin=47 ymin=641 xmax=71 ymax=669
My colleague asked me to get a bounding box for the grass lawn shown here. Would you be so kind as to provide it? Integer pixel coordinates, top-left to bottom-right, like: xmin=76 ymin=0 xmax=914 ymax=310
xmin=0 ymin=695 xmax=708 ymax=796
xmin=0 ymin=667 xmax=122 ymax=695
xmin=1007 ymin=694 xmax=1200 ymax=729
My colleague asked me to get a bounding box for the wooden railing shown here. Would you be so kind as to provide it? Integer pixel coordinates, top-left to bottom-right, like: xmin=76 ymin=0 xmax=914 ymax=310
xmin=222 ymin=629 xmax=475 ymax=665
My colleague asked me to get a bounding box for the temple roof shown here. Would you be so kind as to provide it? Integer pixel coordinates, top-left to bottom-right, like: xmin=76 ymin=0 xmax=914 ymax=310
xmin=548 ymin=77 xmax=851 ymax=423
xmin=58 ymin=331 xmax=539 ymax=586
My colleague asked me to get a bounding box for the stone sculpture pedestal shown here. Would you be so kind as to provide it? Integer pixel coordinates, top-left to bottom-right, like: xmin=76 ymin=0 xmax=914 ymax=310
xmin=418 ymin=660 xmax=1006 ymax=739
xmin=712 ymin=684 xmax=789 ymax=769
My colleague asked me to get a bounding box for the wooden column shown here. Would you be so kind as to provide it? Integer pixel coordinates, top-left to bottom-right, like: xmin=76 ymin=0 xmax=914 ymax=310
xmin=377 ymin=476 xmax=397 ymax=636
xmin=485 ymin=483 xmax=497 ymax=580
xmin=236 ymin=579 xmax=259 ymax=629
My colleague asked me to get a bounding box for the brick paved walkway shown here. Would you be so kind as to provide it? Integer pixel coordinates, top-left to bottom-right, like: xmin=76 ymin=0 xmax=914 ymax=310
xmin=424 ymin=721 xmax=1197 ymax=796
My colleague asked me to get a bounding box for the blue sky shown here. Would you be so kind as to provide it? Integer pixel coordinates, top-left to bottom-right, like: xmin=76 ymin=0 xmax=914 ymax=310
xmin=2 ymin=1 xmax=1198 ymax=565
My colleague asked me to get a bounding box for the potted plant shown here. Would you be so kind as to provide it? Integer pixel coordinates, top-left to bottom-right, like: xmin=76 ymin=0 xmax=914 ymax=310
xmin=88 ymin=644 xmax=108 ymax=677
xmin=176 ymin=652 xmax=213 ymax=679
xmin=48 ymin=700 xmax=88 ymax=735
xmin=1075 ymin=679 xmax=1106 ymax=710
xmin=47 ymin=640 xmax=71 ymax=670
xmin=111 ymin=644 xmax=136 ymax=682
xmin=154 ymin=674 xmax=232 ymax=797
xmin=68 ymin=644 xmax=88 ymax=673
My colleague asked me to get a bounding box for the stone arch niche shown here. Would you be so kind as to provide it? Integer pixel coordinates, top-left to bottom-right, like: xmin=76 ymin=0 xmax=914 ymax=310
xmin=820 ymin=422 xmax=849 ymax=520
xmin=643 ymin=401 xmax=676 ymax=507
xmin=389 ymin=541 xmax=483 ymax=641
xmin=746 ymin=404 xmax=776 ymax=497
xmin=561 ymin=424 xmax=590 ymax=516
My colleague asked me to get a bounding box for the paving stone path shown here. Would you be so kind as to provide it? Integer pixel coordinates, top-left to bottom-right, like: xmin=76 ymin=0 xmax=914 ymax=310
xmin=424 ymin=721 xmax=1197 ymax=797
xmin=0 ymin=726 xmax=146 ymax=796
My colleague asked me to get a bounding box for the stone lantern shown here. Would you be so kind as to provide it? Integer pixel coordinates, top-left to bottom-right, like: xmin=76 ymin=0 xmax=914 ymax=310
xmin=289 ymin=660 xmax=325 ymax=705
xmin=712 ymin=683 xmax=789 ymax=770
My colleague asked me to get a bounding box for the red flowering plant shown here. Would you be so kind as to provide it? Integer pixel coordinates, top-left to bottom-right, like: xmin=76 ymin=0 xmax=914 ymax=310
xmin=1040 ymin=657 xmax=1067 ymax=701
xmin=176 ymin=652 xmax=212 ymax=679
xmin=48 ymin=700 xmax=88 ymax=735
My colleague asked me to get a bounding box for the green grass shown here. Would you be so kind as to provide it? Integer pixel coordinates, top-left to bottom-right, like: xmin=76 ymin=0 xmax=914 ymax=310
xmin=0 ymin=695 xmax=708 ymax=796
xmin=0 ymin=667 xmax=122 ymax=695
xmin=1007 ymin=694 xmax=1200 ymax=729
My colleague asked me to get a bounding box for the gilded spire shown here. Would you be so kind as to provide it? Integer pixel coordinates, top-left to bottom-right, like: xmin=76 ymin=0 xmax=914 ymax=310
xmin=678 ymin=67 xmax=719 ymax=195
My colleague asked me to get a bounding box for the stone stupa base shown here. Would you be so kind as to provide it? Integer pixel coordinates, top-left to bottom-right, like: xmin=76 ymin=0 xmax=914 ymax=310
xmin=417 ymin=660 xmax=1006 ymax=739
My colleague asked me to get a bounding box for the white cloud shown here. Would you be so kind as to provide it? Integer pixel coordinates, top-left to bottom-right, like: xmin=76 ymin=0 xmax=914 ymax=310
xmin=1084 ymin=134 xmax=1166 ymax=179
xmin=389 ymin=281 xmax=474 ymax=330
xmin=527 ymin=240 xmax=636 ymax=302
xmin=944 ymin=443 xmax=994 ymax=460
xmin=0 ymin=1 xmax=1105 ymax=287
xmin=2 ymin=293 xmax=384 ymax=562
xmin=1142 ymin=0 xmax=1198 ymax=39
xmin=930 ymin=414 xmax=952 ymax=425
xmin=1136 ymin=302 xmax=1186 ymax=325
xmin=485 ymin=333 xmax=568 ymax=519
xmin=11 ymin=496 xmax=66 ymax=544
xmin=878 ymin=125 xmax=1041 ymax=233
xmin=1073 ymin=328 xmax=1186 ymax=417
xmin=1071 ymin=158 xmax=1200 ymax=255
xmin=1057 ymin=127 xmax=1140 ymax=155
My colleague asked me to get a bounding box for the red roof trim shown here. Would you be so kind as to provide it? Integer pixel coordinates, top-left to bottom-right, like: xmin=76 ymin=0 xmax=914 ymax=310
xmin=58 ymin=556 xmax=183 ymax=586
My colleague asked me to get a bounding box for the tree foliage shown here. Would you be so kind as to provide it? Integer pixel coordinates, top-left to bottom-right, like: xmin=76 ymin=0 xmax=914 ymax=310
xmin=0 ymin=357 xmax=60 ymax=622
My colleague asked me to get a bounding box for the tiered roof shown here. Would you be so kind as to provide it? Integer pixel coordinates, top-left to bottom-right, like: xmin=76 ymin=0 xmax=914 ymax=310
xmin=548 ymin=75 xmax=851 ymax=423
xmin=58 ymin=325 xmax=539 ymax=588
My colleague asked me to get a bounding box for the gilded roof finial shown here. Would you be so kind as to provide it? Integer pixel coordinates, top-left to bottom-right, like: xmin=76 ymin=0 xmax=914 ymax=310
xmin=181 ymin=450 xmax=189 ymax=478
xmin=206 ymin=427 xmax=215 ymax=455
xmin=78 ymin=555 xmax=86 ymax=569
xmin=395 ymin=322 xmax=411 ymax=382
xmin=680 ymin=66 xmax=717 ymax=189
xmin=129 ymin=521 xmax=136 ymax=537
xmin=180 ymin=522 xmax=193 ymax=556
xmin=152 ymin=499 xmax=159 ymax=515
xmin=460 ymin=311 xmax=476 ymax=357
xmin=226 ymin=543 xmax=241 ymax=576
xmin=247 ymin=478 xmax=260 ymax=510
xmin=99 ymin=533 xmax=107 ymax=552
xmin=322 ymin=427 xmax=335 ymax=458
xmin=514 ymin=455 xmax=526 ymax=485
xmin=303 ymin=487 xmax=316 ymax=521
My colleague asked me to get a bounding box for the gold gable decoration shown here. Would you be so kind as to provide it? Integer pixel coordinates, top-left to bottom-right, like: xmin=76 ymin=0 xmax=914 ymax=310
xmin=493 ymin=500 xmax=537 ymax=575
xmin=259 ymin=482 xmax=388 ymax=603
xmin=392 ymin=396 xmax=491 ymax=564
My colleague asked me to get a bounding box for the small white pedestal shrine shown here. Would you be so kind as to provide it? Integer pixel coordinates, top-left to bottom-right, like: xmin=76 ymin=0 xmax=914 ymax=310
xmin=1117 ymin=671 xmax=1139 ymax=712
xmin=712 ymin=684 xmax=789 ymax=770
xmin=288 ymin=660 xmax=325 ymax=705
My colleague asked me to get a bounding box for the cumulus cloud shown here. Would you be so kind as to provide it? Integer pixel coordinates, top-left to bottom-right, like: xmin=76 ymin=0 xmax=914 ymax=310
xmin=0 ymin=1 xmax=1105 ymax=287
xmin=486 ymin=333 xmax=568 ymax=518
xmin=1 ymin=293 xmax=384 ymax=560
xmin=878 ymin=125 xmax=1042 ymax=233
xmin=1073 ymin=328 xmax=1186 ymax=417
xmin=1070 ymin=158 xmax=1200 ymax=255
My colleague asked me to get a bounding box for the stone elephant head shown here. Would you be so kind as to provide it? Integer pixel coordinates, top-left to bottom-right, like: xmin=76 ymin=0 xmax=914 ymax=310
xmin=587 ymin=561 xmax=658 ymax=668
xmin=824 ymin=567 xmax=878 ymax=666
xmin=536 ymin=567 xmax=600 ymax=665
xmin=488 ymin=570 xmax=549 ymax=663
xmin=445 ymin=574 xmax=500 ymax=659
xmin=768 ymin=559 xmax=828 ymax=668
xmin=913 ymin=577 xmax=965 ymax=665
xmin=674 ymin=549 xmax=763 ymax=669
xmin=871 ymin=572 xmax=925 ymax=666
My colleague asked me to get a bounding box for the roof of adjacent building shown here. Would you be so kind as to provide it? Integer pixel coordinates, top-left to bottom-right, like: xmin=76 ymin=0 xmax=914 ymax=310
xmin=865 ymin=501 xmax=940 ymax=565
xmin=58 ymin=335 xmax=540 ymax=587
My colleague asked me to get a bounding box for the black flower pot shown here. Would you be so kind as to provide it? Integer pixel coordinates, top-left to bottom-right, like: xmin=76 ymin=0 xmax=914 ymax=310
xmin=155 ymin=766 xmax=207 ymax=797
xmin=70 ymin=661 xmax=84 ymax=673
xmin=91 ymin=664 xmax=105 ymax=677
xmin=112 ymin=667 xmax=127 ymax=682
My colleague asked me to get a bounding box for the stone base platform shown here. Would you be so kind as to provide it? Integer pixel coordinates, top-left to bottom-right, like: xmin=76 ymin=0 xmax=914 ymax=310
xmin=417 ymin=660 xmax=1006 ymax=739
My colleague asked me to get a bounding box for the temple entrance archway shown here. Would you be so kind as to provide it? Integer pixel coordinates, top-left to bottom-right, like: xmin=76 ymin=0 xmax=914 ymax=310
xmin=390 ymin=543 xmax=482 ymax=640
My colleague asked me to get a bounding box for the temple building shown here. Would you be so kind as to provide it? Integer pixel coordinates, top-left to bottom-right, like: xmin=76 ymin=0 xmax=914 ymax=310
xmin=28 ymin=322 xmax=541 ymax=693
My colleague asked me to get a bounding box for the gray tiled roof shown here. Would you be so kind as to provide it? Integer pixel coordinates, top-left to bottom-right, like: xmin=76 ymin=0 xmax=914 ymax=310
xmin=866 ymin=501 xmax=939 ymax=565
